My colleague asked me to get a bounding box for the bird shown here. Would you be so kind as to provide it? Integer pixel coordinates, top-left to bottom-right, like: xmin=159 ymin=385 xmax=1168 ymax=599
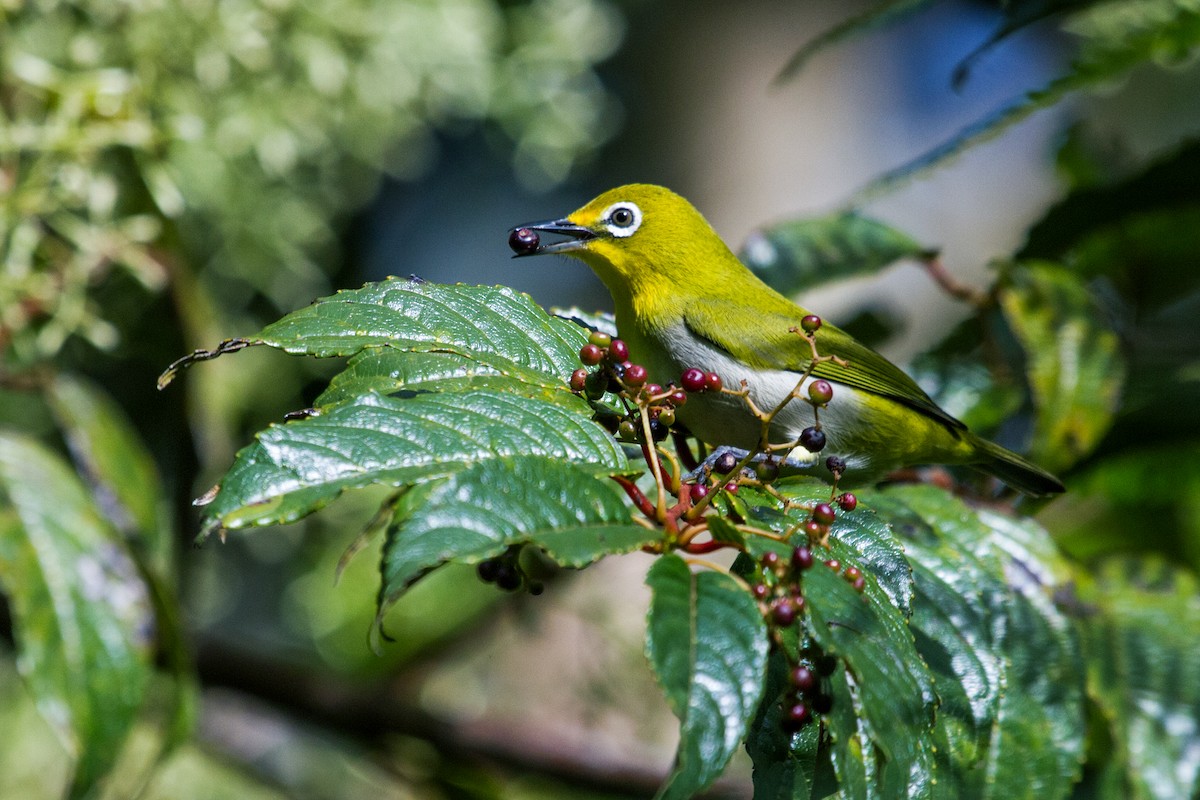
xmin=509 ymin=183 xmax=1064 ymax=495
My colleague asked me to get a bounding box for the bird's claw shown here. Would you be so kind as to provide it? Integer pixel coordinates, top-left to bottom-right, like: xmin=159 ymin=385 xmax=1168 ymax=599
xmin=684 ymin=445 xmax=815 ymax=482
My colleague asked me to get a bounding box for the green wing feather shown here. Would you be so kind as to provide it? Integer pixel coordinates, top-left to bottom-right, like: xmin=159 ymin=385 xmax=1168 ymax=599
xmin=682 ymin=297 xmax=966 ymax=431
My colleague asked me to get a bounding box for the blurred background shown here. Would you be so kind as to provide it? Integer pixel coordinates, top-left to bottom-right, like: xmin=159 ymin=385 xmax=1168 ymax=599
xmin=2 ymin=0 xmax=1199 ymax=797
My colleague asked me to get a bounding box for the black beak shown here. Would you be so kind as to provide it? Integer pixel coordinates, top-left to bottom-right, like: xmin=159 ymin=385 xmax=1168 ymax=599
xmin=509 ymin=218 xmax=597 ymax=258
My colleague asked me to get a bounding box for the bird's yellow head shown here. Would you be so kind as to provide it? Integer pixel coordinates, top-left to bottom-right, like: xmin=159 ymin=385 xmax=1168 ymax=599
xmin=510 ymin=184 xmax=739 ymax=303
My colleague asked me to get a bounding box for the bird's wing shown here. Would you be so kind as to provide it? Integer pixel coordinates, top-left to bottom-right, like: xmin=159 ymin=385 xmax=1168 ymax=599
xmin=683 ymin=298 xmax=966 ymax=431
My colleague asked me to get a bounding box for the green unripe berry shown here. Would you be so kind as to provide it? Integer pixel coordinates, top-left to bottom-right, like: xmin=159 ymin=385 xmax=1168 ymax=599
xmin=618 ymin=419 xmax=638 ymax=440
xmin=588 ymin=331 xmax=612 ymax=348
xmin=808 ymin=379 xmax=834 ymax=405
xmin=657 ymin=407 xmax=676 ymax=427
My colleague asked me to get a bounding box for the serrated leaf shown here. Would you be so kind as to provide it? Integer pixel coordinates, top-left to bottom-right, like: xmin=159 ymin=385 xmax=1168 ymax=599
xmin=646 ymin=555 xmax=769 ymax=800
xmin=997 ymin=262 xmax=1124 ymax=473
xmin=205 ymin=390 xmax=628 ymax=530
xmin=316 ymin=348 xmax=578 ymax=408
xmin=376 ymin=456 xmax=653 ymax=633
xmin=870 ymin=485 xmax=1086 ymax=799
xmin=1079 ymin=557 xmax=1200 ymax=800
xmin=739 ymin=212 xmax=931 ymax=297
xmin=0 ymin=434 xmax=154 ymax=797
xmin=258 ymin=279 xmax=587 ymax=376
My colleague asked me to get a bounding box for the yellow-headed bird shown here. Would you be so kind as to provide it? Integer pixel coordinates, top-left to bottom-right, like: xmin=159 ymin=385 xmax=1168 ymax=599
xmin=511 ymin=184 xmax=1063 ymax=495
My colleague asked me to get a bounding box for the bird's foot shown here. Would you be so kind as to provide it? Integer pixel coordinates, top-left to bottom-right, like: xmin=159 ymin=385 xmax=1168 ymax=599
xmin=684 ymin=445 xmax=816 ymax=482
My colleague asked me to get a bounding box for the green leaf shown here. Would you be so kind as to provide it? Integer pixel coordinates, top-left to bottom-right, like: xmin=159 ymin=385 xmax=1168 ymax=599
xmin=869 ymin=485 xmax=1087 ymax=799
xmin=258 ymin=279 xmax=588 ymax=376
xmin=997 ymin=262 xmax=1124 ymax=473
xmin=774 ymin=0 xmax=936 ymax=84
xmin=46 ymin=375 xmax=168 ymax=553
xmin=645 ymin=555 xmax=770 ymax=800
xmin=316 ymin=349 xmax=575 ymax=408
xmin=0 ymin=433 xmax=154 ymax=798
xmin=376 ymin=456 xmax=654 ymax=625
xmin=739 ymin=212 xmax=931 ymax=297
xmin=1079 ymin=557 xmax=1200 ymax=800
xmin=204 ymin=390 xmax=628 ymax=530
xmin=744 ymin=649 xmax=825 ymax=800
xmin=853 ymin=1 xmax=1200 ymax=199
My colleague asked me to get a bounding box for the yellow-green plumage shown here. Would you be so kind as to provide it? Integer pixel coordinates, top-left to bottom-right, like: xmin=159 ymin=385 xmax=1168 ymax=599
xmin=515 ymin=184 xmax=1063 ymax=495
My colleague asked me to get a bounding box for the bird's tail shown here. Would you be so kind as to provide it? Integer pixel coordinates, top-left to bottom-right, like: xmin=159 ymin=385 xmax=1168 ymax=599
xmin=970 ymin=436 xmax=1065 ymax=496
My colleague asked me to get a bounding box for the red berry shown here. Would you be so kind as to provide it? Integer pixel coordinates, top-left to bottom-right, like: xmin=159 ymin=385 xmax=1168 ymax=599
xmin=784 ymin=701 xmax=811 ymax=728
xmin=808 ymin=380 xmax=833 ymax=405
xmin=608 ymin=338 xmax=629 ymax=362
xmin=789 ymin=665 xmax=816 ymax=692
xmin=824 ymin=559 xmax=841 ymax=571
xmin=669 ymin=389 xmax=687 ymax=406
xmin=812 ymin=503 xmax=835 ymax=525
xmin=644 ymin=383 xmax=663 ymax=398
xmin=751 ymin=583 xmax=770 ymax=601
xmin=705 ymin=372 xmax=723 ymax=392
xmin=689 ymin=483 xmax=709 ymax=502
xmin=681 ymin=368 xmax=706 ymax=393
xmin=852 ymin=575 xmax=866 ymax=593
xmin=569 ymin=368 xmax=588 ymax=391
xmin=837 ymin=492 xmax=857 ymax=512
xmin=800 ymin=314 xmax=822 ymax=333
xmin=761 ymin=551 xmax=781 ymax=569
xmin=772 ymin=599 xmax=796 ymax=626
xmin=843 ymin=566 xmax=862 ymax=582
xmin=624 ymin=364 xmax=647 ymax=387
xmin=508 ymin=227 xmax=540 ymax=255
xmin=799 ymin=426 xmax=826 ymax=452
xmin=803 ymin=520 xmax=823 ymax=539
xmin=580 ymin=344 xmax=603 ymax=365
xmin=792 ymin=546 xmax=814 ymax=571
xmin=724 ymin=481 xmax=739 ymax=493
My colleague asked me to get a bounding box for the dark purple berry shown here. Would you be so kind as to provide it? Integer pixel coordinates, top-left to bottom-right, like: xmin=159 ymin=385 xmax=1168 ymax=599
xmin=751 ymin=583 xmax=769 ymax=601
xmin=681 ymin=368 xmax=706 ymax=393
xmin=812 ymin=503 xmax=836 ymax=525
xmin=476 ymin=559 xmax=501 ymax=583
xmin=808 ymin=380 xmax=834 ymax=405
xmin=789 ymin=665 xmax=816 ymax=692
xmin=799 ymin=426 xmax=826 ymax=452
xmin=689 ymin=483 xmax=709 ymax=502
xmin=800 ymin=314 xmax=822 ymax=333
xmin=528 ymin=582 xmax=545 ymax=596
xmin=607 ymin=361 xmax=626 ymax=392
xmin=509 ymin=227 xmax=540 ymax=255
xmin=772 ymin=599 xmax=797 ymax=626
xmin=825 ymin=456 xmax=846 ymax=475
xmin=649 ymin=417 xmax=669 ymax=441
xmin=569 ymin=368 xmax=588 ymax=392
xmin=792 ymin=545 xmax=814 ymax=571
xmin=783 ymin=702 xmax=811 ymax=730
xmin=580 ymin=343 xmax=603 ymax=366
xmin=608 ymin=338 xmax=629 ymax=362
xmin=816 ymin=654 xmax=838 ymax=676
xmin=714 ymin=452 xmax=738 ymax=474
xmin=705 ymin=372 xmax=723 ymax=392
xmin=812 ymin=692 xmax=834 ymax=714
xmin=494 ymin=563 xmax=521 ymax=591
xmin=624 ymin=363 xmax=647 ymax=387
xmin=761 ymin=551 xmax=781 ymax=570
xmin=837 ymin=492 xmax=858 ymax=512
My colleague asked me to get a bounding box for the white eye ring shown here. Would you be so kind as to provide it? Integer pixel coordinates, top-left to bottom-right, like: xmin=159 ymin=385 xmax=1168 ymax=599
xmin=601 ymin=202 xmax=642 ymax=237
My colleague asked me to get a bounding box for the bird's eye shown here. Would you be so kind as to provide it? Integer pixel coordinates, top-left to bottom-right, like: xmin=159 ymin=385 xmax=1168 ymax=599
xmin=601 ymin=202 xmax=642 ymax=238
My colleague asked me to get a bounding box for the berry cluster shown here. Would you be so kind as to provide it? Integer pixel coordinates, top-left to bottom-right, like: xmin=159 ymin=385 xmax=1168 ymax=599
xmin=797 ymin=492 xmax=857 ymax=546
xmin=749 ymin=546 xmax=841 ymax=731
xmin=476 ymin=547 xmax=544 ymax=595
